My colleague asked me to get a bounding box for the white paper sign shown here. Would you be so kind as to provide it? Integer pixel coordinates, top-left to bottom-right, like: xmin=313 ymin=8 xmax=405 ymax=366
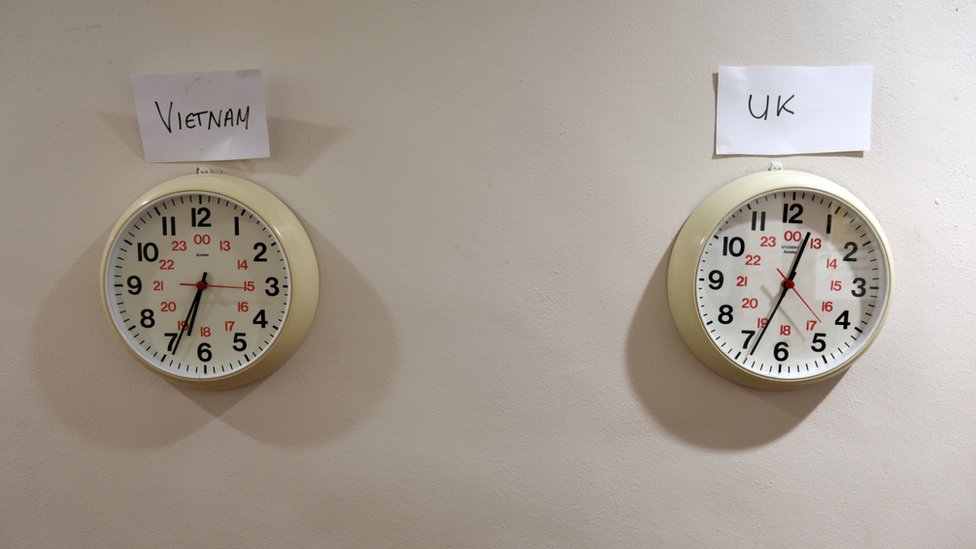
xmin=715 ymin=66 xmax=873 ymax=155
xmin=131 ymin=69 xmax=270 ymax=162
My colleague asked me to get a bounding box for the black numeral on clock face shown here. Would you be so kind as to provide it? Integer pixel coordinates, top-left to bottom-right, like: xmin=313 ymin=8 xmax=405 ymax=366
xmin=718 ymin=304 xmax=734 ymax=324
xmin=811 ymin=333 xmax=827 ymax=352
xmin=722 ymin=236 xmax=745 ymax=257
xmin=140 ymin=308 xmax=155 ymax=328
xmin=782 ymin=203 xmax=803 ymax=224
xmin=835 ymin=310 xmax=851 ymax=329
xmin=137 ymin=242 xmax=159 ymax=262
xmin=191 ymin=207 xmax=211 ymax=227
xmin=197 ymin=342 xmax=212 ymax=362
xmin=165 ymin=332 xmax=179 ymax=352
xmin=126 ymin=275 xmax=142 ymax=295
xmin=162 ymin=216 xmax=176 ymax=236
xmin=751 ymin=211 xmax=766 ymax=231
xmin=708 ymin=270 xmax=724 ymax=290
xmin=773 ymin=341 xmax=790 ymax=361
xmin=232 ymin=332 xmax=248 ymax=352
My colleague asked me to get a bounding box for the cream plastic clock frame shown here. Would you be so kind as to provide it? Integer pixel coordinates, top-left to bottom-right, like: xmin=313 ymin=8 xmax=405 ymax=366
xmin=100 ymin=173 xmax=319 ymax=390
xmin=667 ymin=170 xmax=893 ymax=390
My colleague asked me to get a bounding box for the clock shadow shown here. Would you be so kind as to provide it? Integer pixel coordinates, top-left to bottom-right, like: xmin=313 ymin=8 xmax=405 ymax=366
xmin=31 ymin=235 xmax=213 ymax=449
xmin=626 ymin=241 xmax=842 ymax=450
xmin=32 ymin=227 xmax=395 ymax=449
xmin=177 ymin=223 xmax=397 ymax=447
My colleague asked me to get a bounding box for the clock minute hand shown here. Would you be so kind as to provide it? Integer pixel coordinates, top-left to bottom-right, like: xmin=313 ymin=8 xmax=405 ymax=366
xmin=785 ymin=231 xmax=811 ymax=281
xmin=170 ymin=294 xmax=198 ymax=356
xmin=749 ymin=232 xmax=810 ymax=355
xmin=171 ymin=272 xmax=208 ymax=354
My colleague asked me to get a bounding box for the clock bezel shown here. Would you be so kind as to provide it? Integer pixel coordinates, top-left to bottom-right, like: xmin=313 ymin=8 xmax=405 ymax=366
xmin=667 ymin=170 xmax=893 ymax=390
xmin=100 ymin=173 xmax=319 ymax=390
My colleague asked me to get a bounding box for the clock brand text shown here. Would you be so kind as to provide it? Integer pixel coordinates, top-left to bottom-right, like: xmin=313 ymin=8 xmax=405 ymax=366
xmin=154 ymin=101 xmax=251 ymax=133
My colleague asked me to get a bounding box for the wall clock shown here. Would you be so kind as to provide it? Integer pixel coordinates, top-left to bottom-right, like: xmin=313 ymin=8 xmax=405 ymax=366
xmin=667 ymin=170 xmax=892 ymax=390
xmin=100 ymin=173 xmax=319 ymax=389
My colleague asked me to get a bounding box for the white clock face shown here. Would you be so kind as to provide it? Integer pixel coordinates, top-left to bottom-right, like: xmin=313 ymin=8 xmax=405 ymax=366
xmin=695 ymin=188 xmax=890 ymax=381
xmin=104 ymin=192 xmax=291 ymax=380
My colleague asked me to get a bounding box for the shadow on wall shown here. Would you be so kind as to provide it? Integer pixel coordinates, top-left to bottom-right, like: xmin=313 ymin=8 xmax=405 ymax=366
xmin=97 ymin=112 xmax=346 ymax=177
xmin=177 ymin=222 xmax=398 ymax=446
xmin=626 ymin=241 xmax=841 ymax=450
xmin=31 ymin=226 xmax=395 ymax=449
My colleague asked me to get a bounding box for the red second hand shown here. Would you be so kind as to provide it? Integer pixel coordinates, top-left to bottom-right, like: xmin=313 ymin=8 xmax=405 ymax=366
xmin=776 ymin=267 xmax=822 ymax=323
xmin=179 ymin=282 xmax=247 ymax=289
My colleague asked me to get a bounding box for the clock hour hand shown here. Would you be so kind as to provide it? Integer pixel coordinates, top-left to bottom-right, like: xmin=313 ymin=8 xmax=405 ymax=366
xmin=749 ymin=232 xmax=810 ymax=355
xmin=171 ymin=272 xmax=208 ymax=354
xmin=186 ymin=273 xmax=208 ymax=332
xmin=749 ymin=284 xmax=788 ymax=356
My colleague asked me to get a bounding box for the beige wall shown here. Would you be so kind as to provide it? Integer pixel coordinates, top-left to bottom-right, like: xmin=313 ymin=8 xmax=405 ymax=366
xmin=2 ymin=1 xmax=974 ymax=547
